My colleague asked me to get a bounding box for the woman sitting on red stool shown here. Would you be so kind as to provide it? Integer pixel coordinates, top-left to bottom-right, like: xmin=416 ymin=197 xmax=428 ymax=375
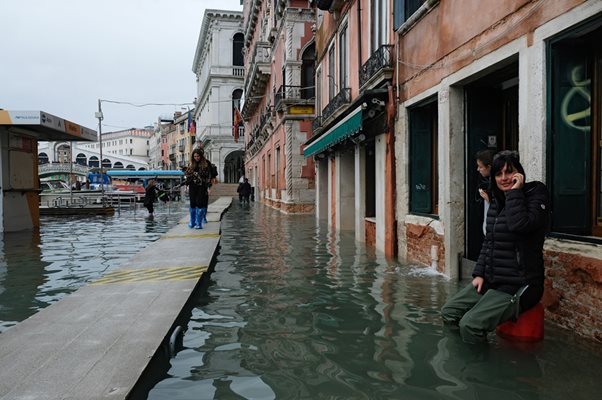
xmin=441 ymin=150 xmax=550 ymax=343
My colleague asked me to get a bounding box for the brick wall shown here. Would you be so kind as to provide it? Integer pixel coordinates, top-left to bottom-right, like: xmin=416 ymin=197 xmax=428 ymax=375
xmin=365 ymin=219 xmax=376 ymax=247
xmin=543 ymin=248 xmax=602 ymax=343
xmin=405 ymin=223 xmax=445 ymax=273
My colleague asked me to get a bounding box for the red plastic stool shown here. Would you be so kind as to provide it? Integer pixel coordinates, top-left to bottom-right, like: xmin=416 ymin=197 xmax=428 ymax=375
xmin=496 ymin=303 xmax=544 ymax=342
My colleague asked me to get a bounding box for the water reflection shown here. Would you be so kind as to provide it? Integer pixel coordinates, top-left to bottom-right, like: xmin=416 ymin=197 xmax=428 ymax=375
xmin=0 ymin=230 xmax=48 ymax=330
xmin=149 ymin=202 xmax=602 ymax=400
xmin=0 ymin=205 xmax=186 ymax=333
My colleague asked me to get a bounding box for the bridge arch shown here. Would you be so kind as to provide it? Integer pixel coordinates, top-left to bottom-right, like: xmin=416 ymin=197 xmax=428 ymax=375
xmin=38 ymin=152 xmax=49 ymax=164
xmin=75 ymin=153 xmax=87 ymax=165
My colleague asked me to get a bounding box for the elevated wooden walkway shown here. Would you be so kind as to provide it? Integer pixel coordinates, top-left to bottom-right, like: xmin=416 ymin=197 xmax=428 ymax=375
xmin=0 ymin=197 xmax=232 ymax=399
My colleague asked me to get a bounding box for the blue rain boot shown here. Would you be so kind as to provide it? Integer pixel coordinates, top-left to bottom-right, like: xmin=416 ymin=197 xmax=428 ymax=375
xmin=188 ymin=207 xmax=196 ymax=228
xmin=201 ymin=208 xmax=208 ymax=225
xmin=194 ymin=208 xmax=203 ymax=229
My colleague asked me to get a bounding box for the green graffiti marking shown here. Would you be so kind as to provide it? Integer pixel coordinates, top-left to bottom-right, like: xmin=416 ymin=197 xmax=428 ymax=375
xmin=560 ymin=65 xmax=591 ymax=132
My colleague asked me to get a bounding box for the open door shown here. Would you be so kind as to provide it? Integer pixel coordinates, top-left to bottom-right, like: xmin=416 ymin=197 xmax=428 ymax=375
xmin=464 ymin=62 xmax=519 ymax=273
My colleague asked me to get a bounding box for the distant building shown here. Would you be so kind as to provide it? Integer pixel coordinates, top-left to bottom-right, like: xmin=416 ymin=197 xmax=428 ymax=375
xmin=192 ymin=9 xmax=245 ymax=183
xmin=79 ymin=128 xmax=152 ymax=163
xmin=241 ymin=0 xmax=316 ymax=213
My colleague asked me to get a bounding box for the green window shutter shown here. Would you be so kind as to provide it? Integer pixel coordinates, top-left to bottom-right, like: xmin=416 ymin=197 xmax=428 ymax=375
xmin=410 ymin=106 xmax=433 ymax=214
xmin=394 ymin=0 xmax=405 ymax=30
xmin=551 ymin=44 xmax=592 ymax=234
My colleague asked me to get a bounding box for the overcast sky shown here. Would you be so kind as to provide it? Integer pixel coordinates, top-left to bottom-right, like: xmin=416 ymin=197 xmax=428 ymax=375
xmin=0 ymin=0 xmax=242 ymax=133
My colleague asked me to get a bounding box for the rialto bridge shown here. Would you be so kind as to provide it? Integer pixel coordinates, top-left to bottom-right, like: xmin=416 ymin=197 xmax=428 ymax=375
xmin=38 ymin=141 xmax=148 ymax=178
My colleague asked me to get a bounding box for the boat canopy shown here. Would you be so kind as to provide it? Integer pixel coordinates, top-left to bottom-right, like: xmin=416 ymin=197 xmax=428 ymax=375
xmin=106 ymin=170 xmax=184 ymax=179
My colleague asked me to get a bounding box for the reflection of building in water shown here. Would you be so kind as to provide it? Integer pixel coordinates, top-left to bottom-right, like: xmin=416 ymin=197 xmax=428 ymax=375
xmin=0 ymin=231 xmax=48 ymax=332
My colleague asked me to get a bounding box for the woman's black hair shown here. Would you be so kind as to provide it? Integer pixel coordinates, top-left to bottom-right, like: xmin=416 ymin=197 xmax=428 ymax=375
xmin=475 ymin=149 xmax=494 ymax=166
xmin=490 ymin=150 xmax=525 ymax=207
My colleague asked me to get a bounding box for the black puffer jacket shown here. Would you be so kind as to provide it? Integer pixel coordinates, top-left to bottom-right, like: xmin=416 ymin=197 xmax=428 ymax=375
xmin=473 ymin=181 xmax=549 ymax=294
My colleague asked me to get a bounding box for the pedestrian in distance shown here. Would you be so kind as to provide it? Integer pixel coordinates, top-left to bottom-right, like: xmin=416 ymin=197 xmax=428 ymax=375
xmin=238 ymin=178 xmax=252 ymax=203
xmin=143 ymin=179 xmax=158 ymax=217
xmin=475 ymin=149 xmax=495 ymax=235
xmin=441 ymin=150 xmax=550 ymax=344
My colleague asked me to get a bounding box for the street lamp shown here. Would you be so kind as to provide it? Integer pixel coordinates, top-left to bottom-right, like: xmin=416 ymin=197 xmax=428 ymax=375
xmin=95 ymin=99 xmax=105 ymax=196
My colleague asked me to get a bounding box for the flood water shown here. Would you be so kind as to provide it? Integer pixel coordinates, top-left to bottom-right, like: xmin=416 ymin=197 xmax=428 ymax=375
xmin=0 ymin=203 xmax=185 ymax=332
xmin=147 ymin=203 xmax=602 ymax=400
xmin=1 ymin=201 xmax=601 ymax=399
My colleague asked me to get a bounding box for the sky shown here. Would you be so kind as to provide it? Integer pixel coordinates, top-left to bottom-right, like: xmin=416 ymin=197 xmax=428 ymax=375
xmin=0 ymin=0 xmax=243 ymax=133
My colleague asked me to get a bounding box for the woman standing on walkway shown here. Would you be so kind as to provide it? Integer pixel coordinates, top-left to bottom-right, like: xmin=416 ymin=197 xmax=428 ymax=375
xmin=185 ymin=148 xmax=216 ymax=229
xmin=441 ymin=150 xmax=550 ymax=343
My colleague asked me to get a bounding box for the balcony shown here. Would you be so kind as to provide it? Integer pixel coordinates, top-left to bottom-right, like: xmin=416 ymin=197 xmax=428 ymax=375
xmin=312 ymin=116 xmax=323 ymax=136
xmin=359 ymin=45 xmax=394 ymax=91
xmin=241 ymin=41 xmax=272 ymax=118
xmin=233 ymin=66 xmax=244 ymax=77
xmin=274 ymin=85 xmax=315 ymax=113
xmin=322 ymin=88 xmax=351 ymax=123
xmin=178 ymin=144 xmax=185 ymax=152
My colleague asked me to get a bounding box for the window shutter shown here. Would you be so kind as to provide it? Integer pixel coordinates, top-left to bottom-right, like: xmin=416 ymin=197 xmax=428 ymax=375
xmin=410 ymin=106 xmax=432 ymax=214
xmin=551 ymin=44 xmax=591 ymax=234
xmin=394 ymin=0 xmax=405 ymax=30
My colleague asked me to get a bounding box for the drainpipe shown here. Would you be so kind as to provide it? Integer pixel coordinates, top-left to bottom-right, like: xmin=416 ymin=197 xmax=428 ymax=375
xmin=357 ymin=0 xmax=362 ymax=71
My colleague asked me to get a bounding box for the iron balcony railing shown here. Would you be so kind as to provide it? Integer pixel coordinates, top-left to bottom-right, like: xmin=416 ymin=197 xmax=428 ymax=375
xmin=274 ymin=84 xmax=315 ymax=111
xmin=259 ymin=106 xmax=273 ymax=132
xmin=322 ymin=88 xmax=351 ymax=122
xmin=359 ymin=44 xmax=394 ymax=89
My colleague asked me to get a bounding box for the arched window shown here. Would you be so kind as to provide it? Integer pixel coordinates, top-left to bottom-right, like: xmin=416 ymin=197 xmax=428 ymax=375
xmin=301 ymin=42 xmax=315 ymax=100
xmin=89 ymin=156 xmax=99 ymax=168
xmin=38 ymin=152 xmax=49 ymax=164
xmin=76 ymin=153 xmax=87 ymax=165
xmin=233 ymin=33 xmax=244 ymax=66
xmin=113 ymin=162 xmax=124 ymax=169
xmin=126 ymin=164 xmax=136 ymax=170
xmin=138 ymin=167 xmax=146 ymax=171
xmin=102 ymin=159 xmax=112 ymax=168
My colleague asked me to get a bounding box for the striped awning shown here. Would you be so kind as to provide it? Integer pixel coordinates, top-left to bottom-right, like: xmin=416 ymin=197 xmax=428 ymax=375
xmin=304 ymin=106 xmax=362 ymax=158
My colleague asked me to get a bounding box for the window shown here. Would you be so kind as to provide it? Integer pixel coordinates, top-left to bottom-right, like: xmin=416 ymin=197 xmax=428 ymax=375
xmin=233 ymin=33 xmax=244 ymax=66
xmin=328 ymin=44 xmax=336 ymax=100
xmin=371 ymin=0 xmax=390 ymax=52
xmin=301 ymin=42 xmax=315 ymax=100
xmin=232 ymin=89 xmax=243 ymax=129
xmin=339 ymin=24 xmax=349 ymax=90
xmin=394 ymin=0 xmax=426 ymax=30
xmin=549 ymin=21 xmax=602 ymax=236
xmin=316 ymin=67 xmax=322 ymax=114
xmin=409 ymin=99 xmax=438 ymax=215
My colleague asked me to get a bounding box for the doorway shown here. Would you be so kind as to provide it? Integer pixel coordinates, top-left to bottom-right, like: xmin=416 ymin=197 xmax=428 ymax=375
xmin=464 ymin=61 xmax=519 ymax=265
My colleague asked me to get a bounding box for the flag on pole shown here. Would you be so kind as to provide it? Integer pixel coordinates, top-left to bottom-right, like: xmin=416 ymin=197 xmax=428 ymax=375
xmin=187 ymin=111 xmax=192 ymax=132
xmin=190 ymin=120 xmax=196 ymax=135
xmin=233 ymin=107 xmax=243 ymax=143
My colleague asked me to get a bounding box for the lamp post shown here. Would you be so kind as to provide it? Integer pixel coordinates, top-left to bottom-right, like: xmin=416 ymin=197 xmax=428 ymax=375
xmin=95 ymin=99 xmax=105 ymax=196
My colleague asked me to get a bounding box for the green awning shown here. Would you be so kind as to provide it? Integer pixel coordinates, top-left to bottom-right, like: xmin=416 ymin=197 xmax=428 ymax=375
xmin=304 ymin=107 xmax=362 ymax=157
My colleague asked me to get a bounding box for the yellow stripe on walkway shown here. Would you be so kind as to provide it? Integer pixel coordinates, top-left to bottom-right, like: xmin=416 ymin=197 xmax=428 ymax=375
xmin=161 ymin=233 xmax=220 ymax=239
xmin=92 ymin=265 xmax=208 ymax=285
